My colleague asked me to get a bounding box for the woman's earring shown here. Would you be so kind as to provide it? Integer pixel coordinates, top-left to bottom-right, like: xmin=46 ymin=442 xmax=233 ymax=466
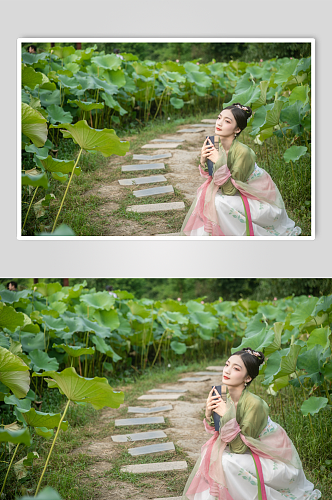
xmin=244 ymin=381 xmax=247 ymax=387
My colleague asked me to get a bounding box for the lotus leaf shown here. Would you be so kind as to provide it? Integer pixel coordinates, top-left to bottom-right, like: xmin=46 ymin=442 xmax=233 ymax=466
xmin=37 ymin=155 xmax=75 ymax=173
xmin=91 ymin=335 xmax=121 ymax=362
xmin=38 ymin=224 xmax=76 ymax=236
xmin=264 ymin=323 xmax=283 ymax=356
xmin=80 ymin=291 xmax=115 ymax=311
xmin=18 ymin=407 xmax=68 ymax=430
xmin=259 ymin=100 xmax=284 ymax=132
xmin=67 ymin=99 xmax=104 ymax=111
xmin=104 ymin=69 xmax=126 ymax=88
xmin=52 ymin=45 xmax=75 ymax=59
xmin=300 ymin=397 xmax=328 ymax=416
xmin=65 ymin=62 xmax=80 ymax=74
xmin=22 ymin=65 xmax=43 ymax=89
xmin=274 ymin=59 xmax=299 ymax=85
xmin=0 ymin=427 xmax=32 ymax=446
xmin=22 ymin=51 xmax=49 ymax=66
xmin=0 ymin=346 xmax=30 ymax=398
xmin=273 ymin=344 xmax=302 ymax=381
xmin=160 ymin=311 xmax=189 ymax=325
xmin=20 ymin=332 xmax=45 ymax=353
xmin=33 ymin=367 xmax=124 ymax=409
xmin=251 ymin=80 xmax=269 ymax=110
xmin=0 ymin=303 xmax=25 ymax=331
xmin=35 ymin=427 xmax=54 ymax=439
xmin=170 ymin=97 xmax=184 ymax=109
xmin=22 ymin=103 xmax=48 ymax=147
xmin=28 ymin=349 xmax=59 ymax=372
xmin=101 ymin=92 xmax=128 ymax=115
xmin=283 ymin=146 xmax=307 ymax=163
xmin=93 ymin=309 xmax=120 ymax=331
xmin=4 ymin=394 xmax=31 ymax=410
xmin=39 ymin=89 xmax=61 ymax=107
xmin=313 ymin=295 xmax=332 ymax=315
xmin=289 ymin=85 xmax=310 ymax=105
xmin=47 ymin=104 xmax=73 ymax=124
xmin=189 ymin=311 xmax=219 ymax=330
xmin=0 ymin=332 xmax=10 ymax=349
xmin=294 ymin=57 xmax=311 ymax=75
xmin=224 ymin=85 xmax=261 ymax=108
xmin=92 ymin=54 xmax=122 ymax=70
xmin=50 ymin=120 xmax=129 ymax=157
xmin=159 ymin=299 xmax=188 ymax=314
xmin=289 ymin=297 xmax=319 ymax=327
xmin=53 ymin=343 xmax=95 ymax=357
xmin=307 ymin=327 xmax=331 ymax=351
xmin=0 ymin=289 xmax=31 ymax=304
xmin=170 ymin=341 xmax=187 ymax=354
xmin=297 ymin=344 xmax=328 ymax=384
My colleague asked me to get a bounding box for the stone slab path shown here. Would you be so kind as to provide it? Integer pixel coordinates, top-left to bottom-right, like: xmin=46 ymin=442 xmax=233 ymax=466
xmin=177 ymin=128 xmax=205 ymax=133
xmin=206 ymin=366 xmax=224 ymax=371
xmin=138 ymin=393 xmax=183 ymax=400
xmin=122 ymin=163 xmax=165 ymax=172
xmin=141 ymin=143 xmax=181 ymax=149
xmin=120 ymin=461 xmax=188 ymax=473
xmin=127 ymin=202 xmax=185 ymax=214
xmin=132 ymin=153 xmax=172 ymax=160
xmin=111 ymin=430 xmax=167 ymax=442
xmin=150 ymin=138 xmax=185 ymax=143
xmin=148 ymin=388 xmax=187 ymax=393
xmin=201 ymin=119 xmax=216 ymax=123
xmin=119 ymin=175 xmax=167 ymax=186
xmin=128 ymin=442 xmax=175 ymax=456
xmin=179 ymin=376 xmax=211 ymax=382
xmin=133 ymin=185 xmax=174 ymax=198
xmin=128 ymin=405 xmax=173 ymax=413
xmin=115 ymin=416 xmax=164 ymax=426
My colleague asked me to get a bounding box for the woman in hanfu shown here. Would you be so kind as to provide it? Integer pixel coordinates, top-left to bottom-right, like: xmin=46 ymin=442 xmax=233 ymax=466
xmin=181 ymin=348 xmax=321 ymax=500
xmin=180 ymin=104 xmax=301 ymax=236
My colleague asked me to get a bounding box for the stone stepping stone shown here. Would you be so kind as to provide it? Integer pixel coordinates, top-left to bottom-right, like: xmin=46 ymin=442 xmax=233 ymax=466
xmin=119 ymin=175 xmax=167 ymax=186
xmin=133 ymin=153 xmax=172 ymax=161
xmin=148 ymin=388 xmax=187 ymax=393
xmin=112 ymin=430 xmax=167 ymax=442
xmin=188 ymin=124 xmax=211 ymax=127
xmin=122 ymin=163 xmax=165 ymax=172
xmin=154 ymin=497 xmax=182 ymax=500
xmin=127 ymin=202 xmax=185 ymax=214
xmin=195 ymin=371 xmax=224 ymax=376
xmin=133 ymin=185 xmax=174 ymax=198
xmin=128 ymin=442 xmax=175 ymax=456
xmin=201 ymin=119 xmax=217 ymax=123
xmin=150 ymin=138 xmax=185 ymax=143
xmin=120 ymin=461 xmax=187 ymax=473
xmin=206 ymin=366 xmax=224 ymax=371
xmin=138 ymin=394 xmax=183 ymax=400
xmin=177 ymin=128 xmax=205 ymax=133
xmin=142 ymin=143 xmax=181 ymax=149
xmin=115 ymin=416 xmax=164 ymax=427
xmin=157 ymin=232 xmax=181 ymax=236
xmin=179 ymin=376 xmax=211 ymax=382
xmin=128 ymin=405 xmax=173 ymax=414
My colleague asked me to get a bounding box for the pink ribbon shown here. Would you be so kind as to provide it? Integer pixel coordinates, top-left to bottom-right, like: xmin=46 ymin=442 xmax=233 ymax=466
xmin=183 ymin=164 xmax=257 ymax=236
xmin=186 ymin=418 xmax=268 ymax=500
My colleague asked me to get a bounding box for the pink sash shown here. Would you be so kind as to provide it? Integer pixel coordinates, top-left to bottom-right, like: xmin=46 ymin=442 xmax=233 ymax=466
xmin=183 ymin=165 xmax=257 ymax=236
xmin=185 ymin=418 xmax=269 ymax=500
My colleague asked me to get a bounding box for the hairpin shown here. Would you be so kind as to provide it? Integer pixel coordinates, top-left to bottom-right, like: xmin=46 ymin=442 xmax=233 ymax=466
xmin=244 ymin=349 xmax=261 ymax=358
xmin=234 ymin=104 xmax=249 ymax=111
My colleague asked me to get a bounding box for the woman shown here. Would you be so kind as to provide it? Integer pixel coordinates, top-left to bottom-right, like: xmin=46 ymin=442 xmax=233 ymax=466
xmin=181 ymin=348 xmax=321 ymax=500
xmin=180 ymin=104 xmax=301 ymax=236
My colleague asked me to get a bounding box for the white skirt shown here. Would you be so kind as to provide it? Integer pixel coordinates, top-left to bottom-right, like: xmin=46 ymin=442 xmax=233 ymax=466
xmin=189 ymin=165 xmax=301 ymax=236
xmin=191 ymin=419 xmax=321 ymax=500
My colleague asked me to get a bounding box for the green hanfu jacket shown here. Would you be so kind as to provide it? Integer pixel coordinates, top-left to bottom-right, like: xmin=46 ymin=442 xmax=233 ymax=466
xmin=211 ymin=389 xmax=269 ymax=454
xmin=213 ymin=139 xmax=257 ymax=196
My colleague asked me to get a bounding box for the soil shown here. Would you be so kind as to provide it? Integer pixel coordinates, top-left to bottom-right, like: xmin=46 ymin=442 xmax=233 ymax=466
xmin=83 ymin=124 xmax=215 ymax=236
xmin=72 ymin=371 xmax=220 ymax=500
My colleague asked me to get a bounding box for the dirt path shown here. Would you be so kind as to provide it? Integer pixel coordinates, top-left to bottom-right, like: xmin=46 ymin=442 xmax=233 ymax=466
xmin=83 ymin=123 xmax=215 ymax=236
xmin=72 ymin=370 xmax=220 ymax=500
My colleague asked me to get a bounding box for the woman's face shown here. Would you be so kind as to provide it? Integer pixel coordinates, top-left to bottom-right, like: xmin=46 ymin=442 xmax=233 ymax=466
xmin=215 ymin=109 xmax=241 ymax=139
xmin=222 ymin=355 xmax=251 ymax=388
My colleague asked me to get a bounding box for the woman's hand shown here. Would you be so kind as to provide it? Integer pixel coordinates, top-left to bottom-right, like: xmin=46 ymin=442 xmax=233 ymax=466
xmin=201 ymin=138 xmax=219 ymax=164
xmin=205 ymin=387 xmax=228 ymax=419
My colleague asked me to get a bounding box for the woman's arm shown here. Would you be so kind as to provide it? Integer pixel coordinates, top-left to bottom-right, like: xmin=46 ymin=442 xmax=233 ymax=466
xmin=228 ymin=397 xmax=269 ymax=454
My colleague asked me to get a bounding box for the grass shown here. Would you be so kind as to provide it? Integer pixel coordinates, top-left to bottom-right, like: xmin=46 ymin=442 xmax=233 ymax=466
xmin=1 ymin=355 xmax=330 ymax=499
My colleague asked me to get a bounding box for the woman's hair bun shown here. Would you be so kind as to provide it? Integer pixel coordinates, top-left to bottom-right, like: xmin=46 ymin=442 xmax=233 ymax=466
xmin=232 ymin=102 xmax=252 ymax=119
xmin=242 ymin=347 xmax=265 ymax=366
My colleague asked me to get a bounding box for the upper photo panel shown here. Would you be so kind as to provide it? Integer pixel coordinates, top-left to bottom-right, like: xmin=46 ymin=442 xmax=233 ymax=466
xmin=18 ymin=39 xmax=314 ymax=239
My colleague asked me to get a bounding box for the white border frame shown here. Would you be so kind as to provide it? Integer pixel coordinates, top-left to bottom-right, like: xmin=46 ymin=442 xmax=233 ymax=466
xmin=18 ymin=37 xmax=315 ymax=241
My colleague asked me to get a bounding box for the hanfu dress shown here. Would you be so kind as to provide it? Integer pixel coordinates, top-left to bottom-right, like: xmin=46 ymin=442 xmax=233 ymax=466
xmin=181 ymin=390 xmax=321 ymax=500
xmin=180 ymin=139 xmax=301 ymax=236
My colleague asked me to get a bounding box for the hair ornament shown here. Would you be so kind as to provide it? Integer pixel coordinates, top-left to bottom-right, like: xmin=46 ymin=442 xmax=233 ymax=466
xmin=244 ymin=348 xmax=262 ymax=358
xmin=234 ymin=104 xmax=249 ymax=111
